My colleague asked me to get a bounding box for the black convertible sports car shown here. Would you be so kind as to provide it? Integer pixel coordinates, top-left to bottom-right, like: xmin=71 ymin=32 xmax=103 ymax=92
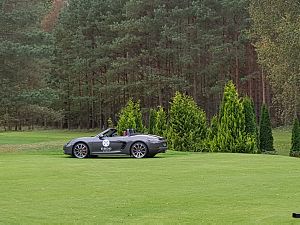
xmin=63 ymin=128 xmax=167 ymax=159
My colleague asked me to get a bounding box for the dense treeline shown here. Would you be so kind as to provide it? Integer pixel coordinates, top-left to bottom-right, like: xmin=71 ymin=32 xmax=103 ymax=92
xmin=0 ymin=0 xmax=299 ymax=130
xmin=0 ymin=0 xmax=63 ymax=130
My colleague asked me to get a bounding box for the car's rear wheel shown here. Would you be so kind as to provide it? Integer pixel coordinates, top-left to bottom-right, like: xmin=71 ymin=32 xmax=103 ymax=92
xmin=73 ymin=143 xmax=89 ymax=159
xmin=131 ymin=142 xmax=148 ymax=159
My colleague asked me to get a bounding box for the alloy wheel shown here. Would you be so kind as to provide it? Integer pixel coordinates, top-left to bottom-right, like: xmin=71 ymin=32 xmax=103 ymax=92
xmin=73 ymin=143 xmax=89 ymax=159
xmin=131 ymin=142 xmax=147 ymax=159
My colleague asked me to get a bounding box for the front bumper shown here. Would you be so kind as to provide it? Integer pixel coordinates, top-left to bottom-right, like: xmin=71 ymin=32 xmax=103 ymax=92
xmin=63 ymin=144 xmax=73 ymax=155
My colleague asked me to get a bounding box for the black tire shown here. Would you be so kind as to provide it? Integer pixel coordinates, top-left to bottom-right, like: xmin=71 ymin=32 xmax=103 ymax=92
xmin=130 ymin=142 xmax=148 ymax=159
xmin=73 ymin=142 xmax=89 ymax=159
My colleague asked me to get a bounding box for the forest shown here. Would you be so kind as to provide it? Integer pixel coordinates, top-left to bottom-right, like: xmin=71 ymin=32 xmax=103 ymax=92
xmin=0 ymin=0 xmax=299 ymax=130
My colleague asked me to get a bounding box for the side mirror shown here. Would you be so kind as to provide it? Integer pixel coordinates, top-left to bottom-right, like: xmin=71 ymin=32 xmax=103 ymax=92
xmin=99 ymin=134 xmax=104 ymax=139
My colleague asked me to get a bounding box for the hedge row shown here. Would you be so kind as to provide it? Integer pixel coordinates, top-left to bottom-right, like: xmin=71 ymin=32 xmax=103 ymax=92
xmin=116 ymin=81 xmax=275 ymax=153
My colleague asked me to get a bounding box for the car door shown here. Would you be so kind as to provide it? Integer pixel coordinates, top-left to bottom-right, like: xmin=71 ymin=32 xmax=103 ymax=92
xmin=91 ymin=136 xmax=124 ymax=154
xmin=104 ymin=136 xmax=124 ymax=153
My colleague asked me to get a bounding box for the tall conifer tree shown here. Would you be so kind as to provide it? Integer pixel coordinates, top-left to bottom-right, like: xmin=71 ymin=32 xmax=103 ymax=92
xmin=243 ymin=96 xmax=258 ymax=150
xmin=259 ymin=104 xmax=274 ymax=152
xmin=243 ymin=97 xmax=257 ymax=136
xmin=212 ymin=81 xmax=256 ymax=153
xmin=290 ymin=118 xmax=300 ymax=155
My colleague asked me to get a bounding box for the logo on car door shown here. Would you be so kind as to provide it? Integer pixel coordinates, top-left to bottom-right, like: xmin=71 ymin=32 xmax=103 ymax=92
xmin=103 ymin=139 xmax=110 ymax=147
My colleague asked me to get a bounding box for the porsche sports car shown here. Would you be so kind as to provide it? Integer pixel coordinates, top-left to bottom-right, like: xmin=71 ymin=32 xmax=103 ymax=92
xmin=63 ymin=128 xmax=167 ymax=159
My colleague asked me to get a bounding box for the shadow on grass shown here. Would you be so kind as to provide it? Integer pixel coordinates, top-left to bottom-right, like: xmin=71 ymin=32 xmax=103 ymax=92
xmin=62 ymin=155 xmax=166 ymax=160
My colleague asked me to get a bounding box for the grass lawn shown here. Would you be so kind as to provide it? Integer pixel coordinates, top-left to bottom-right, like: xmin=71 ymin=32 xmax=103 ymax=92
xmin=0 ymin=129 xmax=298 ymax=225
xmin=273 ymin=127 xmax=292 ymax=156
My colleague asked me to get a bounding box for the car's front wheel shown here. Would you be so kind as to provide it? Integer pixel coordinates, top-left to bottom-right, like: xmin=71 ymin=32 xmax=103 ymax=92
xmin=73 ymin=143 xmax=89 ymax=159
xmin=131 ymin=142 xmax=148 ymax=159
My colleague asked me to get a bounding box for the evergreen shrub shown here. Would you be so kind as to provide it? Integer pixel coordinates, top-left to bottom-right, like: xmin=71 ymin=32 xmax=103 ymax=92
xmin=259 ymin=104 xmax=274 ymax=153
xmin=148 ymin=108 xmax=157 ymax=134
xmin=116 ymin=99 xmax=144 ymax=135
xmin=211 ymin=81 xmax=256 ymax=153
xmin=290 ymin=117 xmax=300 ymax=157
xmin=154 ymin=106 xmax=167 ymax=137
xmin=168 ymin=92 xmax=208 ymax=152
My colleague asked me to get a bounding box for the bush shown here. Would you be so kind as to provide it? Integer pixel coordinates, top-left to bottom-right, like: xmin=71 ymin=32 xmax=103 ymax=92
xmin=154 ymin=106 xmax=167 ymax=137
xmin=116 ymin=99 xmax=144 ymax=135
xmin=206 ymin=115 xmax=218 ymax=151
xmin=290 ymin=117 xmax=300 ymax=156
xmin=148 ymin=108 xmax=157 ymax=134
xmin=259 ymin=104 xmax=274 ymax=152
xmin=209 ymin=115 xmax=218 ymax=139
xmin=211 ymin=81 xmax=256 ymax=153
xmin=133 ymin=100 xmax=145 ymax=132
xmin=107 ymin=117 xmax=114 ymax=128
xmin=168 ymin=92 xmax=208 ymax=152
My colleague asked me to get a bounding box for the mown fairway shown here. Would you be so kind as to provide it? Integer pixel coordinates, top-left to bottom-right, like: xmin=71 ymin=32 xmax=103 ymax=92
xmin=0 ymin=129 xmax=299 ymax=225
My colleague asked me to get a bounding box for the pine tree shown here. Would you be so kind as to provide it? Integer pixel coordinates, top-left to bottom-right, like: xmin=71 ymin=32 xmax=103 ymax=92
xmin=154 ymin=106 xmax=167 ymax=137
xmin=48 ymin=0 xmax=264 ymax=129
xmin=0 ymin=0 xmax=56 ymax=130
xmin=169 ymin=92 xmax=208 ymax=152
xmin=290 ymin=118 xmax=300 ymax=156
xmin=212 ymin=81 xmax=256 ymax=153
xmin=259 ymin=104 xmax=274 ymax=152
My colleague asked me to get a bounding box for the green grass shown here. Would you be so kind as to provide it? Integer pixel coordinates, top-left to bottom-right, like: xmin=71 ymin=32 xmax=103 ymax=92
xmin=0 ymin=130 xmax=95 ymax=145
xmin=273 ymin=127 xmax=292 ymax=156
xmin=0 ymin=129 xmax=298 ymax=225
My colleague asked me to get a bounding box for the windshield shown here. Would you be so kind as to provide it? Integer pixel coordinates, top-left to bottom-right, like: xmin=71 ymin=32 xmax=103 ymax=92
xmin=98 ymin=128 xmax=118 ymax=137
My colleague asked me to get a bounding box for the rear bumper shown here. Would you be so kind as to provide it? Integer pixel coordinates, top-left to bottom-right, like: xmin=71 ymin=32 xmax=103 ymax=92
xmin=148 ymin=142 xmax=167 ymax=154
xmin=157 ymin=146 xmax=167 ymax=153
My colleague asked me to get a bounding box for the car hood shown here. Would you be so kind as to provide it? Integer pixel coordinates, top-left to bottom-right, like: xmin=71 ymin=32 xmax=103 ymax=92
xmin=69 ymin=136 xmax=96 ymax=143
xmin=77 ymin=136 xmax=96 ymax=141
